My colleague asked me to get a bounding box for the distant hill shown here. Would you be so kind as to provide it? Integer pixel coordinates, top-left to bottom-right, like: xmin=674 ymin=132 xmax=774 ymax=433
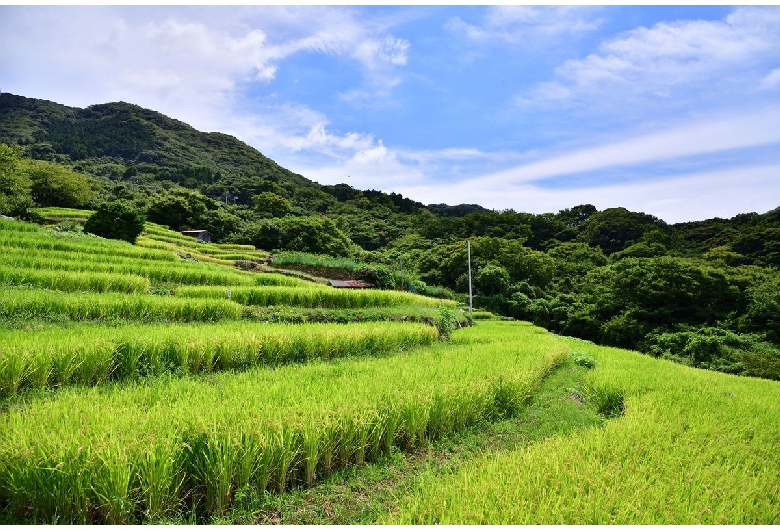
xmin=0 ymin=92 xmax=320 ymax=191
xmin=2 ymin=91 xmax=778 ymax=267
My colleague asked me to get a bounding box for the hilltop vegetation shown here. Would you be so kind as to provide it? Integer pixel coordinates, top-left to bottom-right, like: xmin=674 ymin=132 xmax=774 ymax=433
xmin=1 ymin=92 xmax=779 ymax=381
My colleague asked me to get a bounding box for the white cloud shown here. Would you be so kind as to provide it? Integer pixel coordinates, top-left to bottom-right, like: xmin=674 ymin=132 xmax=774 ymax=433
xmin=446 ymin=6 xmax=602 ymax=45
xmin=0 ymin=6 xmax=411 ymax=132
xmin=397 ymin=163 xmax=780 ymax=224
xmin=474 ymin=107 xmax=780 ymax=186
xmin=523 ymin=6 xmax=780 ymax=106
xmin=759 ymin=68 xmax=780 ymax=91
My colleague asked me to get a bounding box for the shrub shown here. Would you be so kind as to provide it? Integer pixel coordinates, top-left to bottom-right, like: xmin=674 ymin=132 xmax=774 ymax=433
xmin=571 ymin=349 xmax=596 ymax=369
xmin=355 ymin=263 xmax=395 ymax=290
xmin=84 ymin=201 xmax=146 ymax=244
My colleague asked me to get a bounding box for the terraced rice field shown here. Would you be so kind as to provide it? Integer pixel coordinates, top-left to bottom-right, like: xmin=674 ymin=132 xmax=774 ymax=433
xmin=0 ymin=216 xmax=471 ymax=522
xmin=2 ymin=215 xmax=779 ymax=525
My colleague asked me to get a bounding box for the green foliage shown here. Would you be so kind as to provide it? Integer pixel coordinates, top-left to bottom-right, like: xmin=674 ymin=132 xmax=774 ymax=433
xmin=23 ymin=159 xmax=98 ymax=208
xmin=570 ymin=350 xmax=596 ymax=369
xmin=418 ymin=237 xmax=554 ymax=292
xmin=253 ymin=192 xmax=292 ymax=218
xmin=476 ymin=264 xmax=510 ymax=296
xmin=0 ymin=143 xmax=33 ymax=216
xmin=278 ymin=216 xmax=356 ymax=257
xmin=640 ymin=326 xmax=770 ymax=375
xmin=84 ymin=201 xmax=146 ymax=244
xmin=355 ymin=263 xmax=395 ymax=290
xmin=232 ymin=216 xmax=354 ymax=256
xmin=578 ymin=207 xmax=668 ymax=254
xmin=145 ymin=189 xmax=210 ymax=230
xmin=436 ymin=304 xmax=457 ymax=341
xmin=738 ymin=275 xmax=780 ymax=344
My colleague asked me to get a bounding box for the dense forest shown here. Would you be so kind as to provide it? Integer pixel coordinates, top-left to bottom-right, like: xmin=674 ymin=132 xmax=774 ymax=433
xmin=1 ymin=92 xmax=778 ymax=380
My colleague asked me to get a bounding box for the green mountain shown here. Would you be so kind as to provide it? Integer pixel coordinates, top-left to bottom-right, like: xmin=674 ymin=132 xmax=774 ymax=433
xmin=0 ymin=92 xmax=315 ymax=190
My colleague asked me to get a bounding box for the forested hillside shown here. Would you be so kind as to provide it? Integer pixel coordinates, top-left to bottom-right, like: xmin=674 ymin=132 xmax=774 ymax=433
xmin=1 ymin=92 xmax=778 ymax=380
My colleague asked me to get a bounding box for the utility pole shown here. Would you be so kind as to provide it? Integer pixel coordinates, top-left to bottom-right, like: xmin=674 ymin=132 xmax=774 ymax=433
xmin=399 ymin=253 xmax=404 ymax=291
xmin=467 ymin=239 xmax=473 ymax=315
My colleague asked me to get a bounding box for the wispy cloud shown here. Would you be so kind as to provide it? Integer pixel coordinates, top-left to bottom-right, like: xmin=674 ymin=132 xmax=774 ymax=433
xmin=0 ymin=6 xmax=411 ymax=130
xmin=397 ymin=163 xmax=780 ymax=223
xmin=759 ymin=68 xmax=780 ymax=91
xmin=446 ymin=6 xmax=603 ymax=45
xmin=474 ymin=107 xmax=780 ymax=186
xmin=519 ymin=6 xmax=780 ymax=108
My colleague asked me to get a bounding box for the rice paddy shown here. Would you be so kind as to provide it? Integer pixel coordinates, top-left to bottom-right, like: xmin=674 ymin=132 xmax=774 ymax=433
xmin=0 ymin=321 xmax=437 ymax=397
xmin=175 ymin=285 xmax=456 ymax=309
xmin=386 ymin=338 xmax=780 ymax=524
xmin=2 ymin=216 xmax=778 ymax=525
xmin=0 ymin=323 xmax=567 ymax=523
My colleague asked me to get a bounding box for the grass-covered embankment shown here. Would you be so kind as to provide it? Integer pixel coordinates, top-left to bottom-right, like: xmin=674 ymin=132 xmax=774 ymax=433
xmin=387 ymin=337 xmax=780 ymax=524
xmin=0 ymin=322 xmax=567 ymax=523
xmin=0 ymin=321 xmax=437 ymax=398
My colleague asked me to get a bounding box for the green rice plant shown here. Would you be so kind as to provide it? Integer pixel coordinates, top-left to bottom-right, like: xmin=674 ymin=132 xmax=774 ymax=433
xmin=0 ymin=321 xmax=437 ymax=397
xmin=0 ymin=321 xmax=566 ymax=523
xmin=386 ymin=338 xmax=780 ymax=525
xmin=0 ymin=289 xmax=243 ymax=325
xmin=31 ymin=207 xmax=95 ymax=221
xmin=0 ymin=266 xmax=150 ymax=293
xmin=2 ymin=249 xmax=264 ymax=286
xmin=214 ymin=243 xmax=257 ymax=252
xmin=176 ymin=285 xmax=456 ymax=309
xmin=470 ymin=310 xmax=494 ymax=320
xmin=271 ymin=252 xmax=359 ymax=270
xmin=136 ymin=233 xmax=267 ymax=266
xmin=91 ymin=444 xmax=133 ymax=524
xmin=0 ymin=229 xmax=178 ymax=262
xmin=0 ymin=218 xmax=40 ymax=232
xmin=206 ymin=252 xmax=264 ymax=261
xmin=132 ymin=439 xmax=184 ymax=521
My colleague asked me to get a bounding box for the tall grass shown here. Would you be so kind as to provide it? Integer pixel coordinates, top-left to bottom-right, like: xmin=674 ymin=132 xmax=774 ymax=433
xmin=270 ymin=252 xmax=359 ymax=270
xmin=0 ymin=218 xmax=40 ymax=232
xmin=387 ymin=335 xmax=780 ymax=524
xmin=0 ymin=289 xmax=243 ymax=323
xmin=0 ymin=321 xmax=437 ymax=398
xmin=0 ymin=229 xmax=178 ymax=262
xmin=2 ymin=248 xmax=289 ymax=287
xmin=0 ymin=266 xmax=150 ymax=294
xmin=176 ymin=285 xmax=456 ymax=309
xmin=0 ymin=322 xmax=567 ymax=523
xmin=31 ymin=207 xmax=95 ymax=220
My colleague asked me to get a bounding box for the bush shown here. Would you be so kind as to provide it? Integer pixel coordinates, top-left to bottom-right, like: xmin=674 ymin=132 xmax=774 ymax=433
xmin=84 ymin=201 xmax=146 ymax=244
xmin=355 ymin=264 xmax=395 ymax=290
xmin=571 ymin=350 xmax=596 ymax=369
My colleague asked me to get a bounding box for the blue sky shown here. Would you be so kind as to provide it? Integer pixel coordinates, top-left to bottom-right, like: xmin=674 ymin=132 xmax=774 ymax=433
xmin=1 ymin=5 xmax=779 ymax=223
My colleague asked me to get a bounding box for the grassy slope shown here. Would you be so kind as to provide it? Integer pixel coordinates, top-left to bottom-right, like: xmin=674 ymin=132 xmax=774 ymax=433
xmin=210 ymin=355 xmax=603 ymax=524
xmin=2 ymin=215 xmax=778 ymax=524
xmin=386 ymin=338 xmax=780 ymax=524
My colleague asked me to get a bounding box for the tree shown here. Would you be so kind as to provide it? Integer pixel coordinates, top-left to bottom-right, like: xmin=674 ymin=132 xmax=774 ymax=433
xmin=578 ymin=207 xmax=668 ymax=254
xmin=146 ymin=190 xmax=207 ymax=230
xmin=84 ymin=201 xmax=146 ymax=243
xmin=24 ymin=159 xmax=97 ymax=208
xmin=0 ymin=143 xmax=33 ymax=216
xmin=477 ymin=264 xmax=510 ymax=296
xmin=277 ymin=216 xmax=355 ymax=257
xmin=253 ymin=192 xmax=292 ymax=218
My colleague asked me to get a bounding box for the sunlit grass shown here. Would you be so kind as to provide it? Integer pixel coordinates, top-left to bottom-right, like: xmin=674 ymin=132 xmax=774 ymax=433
xmin=0 ymin=322 xmax=567 ymax=523
xmin=386 ymin=338 xmax=780 ymax=524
